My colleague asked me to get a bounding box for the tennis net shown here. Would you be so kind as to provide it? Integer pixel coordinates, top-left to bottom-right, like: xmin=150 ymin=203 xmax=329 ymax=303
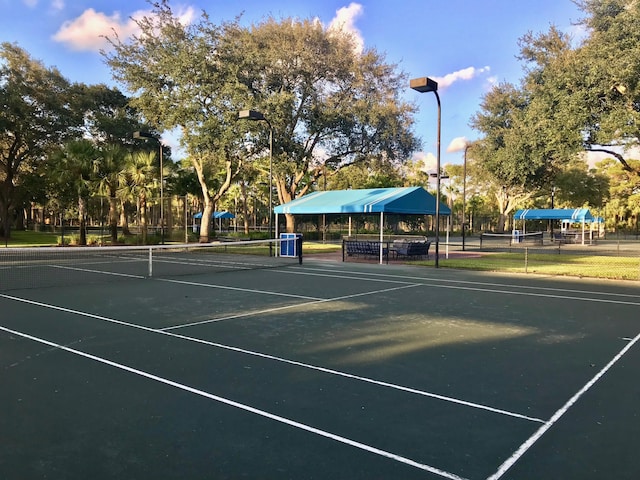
xmin=0 ymin=237 xmax=302 ymax=292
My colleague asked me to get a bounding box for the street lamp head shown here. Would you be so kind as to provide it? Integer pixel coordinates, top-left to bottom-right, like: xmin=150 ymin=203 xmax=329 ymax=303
xmin=410 ymin=77 xmax=438 ymax=93
xmin=133 ymin=131 xmax=155 ymax=140
xmin=238 ymin=109 xmax=266 ymax=121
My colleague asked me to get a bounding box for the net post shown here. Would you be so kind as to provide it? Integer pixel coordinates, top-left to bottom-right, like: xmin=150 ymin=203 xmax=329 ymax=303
xmin=148 ymin=247 xmax=153 ymax=277
xmin=297 ymin=234 xmax=303 ymax=265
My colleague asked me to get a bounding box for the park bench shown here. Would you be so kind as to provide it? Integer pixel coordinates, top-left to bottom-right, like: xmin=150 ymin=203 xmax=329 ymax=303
xmin=392 ymin=240 xmax=431 ymax=260
xmin=343 ymin=240 xmax=389 ymax=260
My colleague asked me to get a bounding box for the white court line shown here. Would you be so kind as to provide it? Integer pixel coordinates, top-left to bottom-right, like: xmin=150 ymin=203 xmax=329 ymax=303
xmin=0 ymin=292 xmax=542 ymax=423
xmin=272 ymin=268 xmax=640 ymax=307
xmin=486 ymin=330 xmax=640 ymax=480
xmin=0 ymin=325 xmax=468 ymax=480
xmin=284 ymin=266 xmax=640 ymax=300
xmin=161 ymin=283 xmax=421 ymax=330
xmin=50 ymin=265 xmax=145 ymax=279
xmin=157 ymin=278 xmax=322 ymax=301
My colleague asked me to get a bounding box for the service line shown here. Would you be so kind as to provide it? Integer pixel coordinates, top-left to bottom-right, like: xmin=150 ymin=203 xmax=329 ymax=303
xmin=0 ymin=291 xmax=542 ymax=423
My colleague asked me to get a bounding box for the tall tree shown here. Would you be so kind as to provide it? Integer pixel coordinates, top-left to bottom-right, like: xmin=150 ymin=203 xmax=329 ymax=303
xmin=104 ymin=1 xmax=419 ymax=236
xmin=94 ymin=143 xmax=127 ymax=243
xmin=470 ymin=84 xmax=538 ymax=230
xmin=0 ymin=42 xmax=81 ymax=238
xmin=571 ymin=0 xmax=640 ymax=175
xmin=104 ymin=2 xmax=246 ymax=242
xmin=238 ymin=17 xmax=419 ymax=231
xmin=120 ymin=150 xmax=158 ymax=244
xmin=49 ymin=140 xmax=99 ymax=245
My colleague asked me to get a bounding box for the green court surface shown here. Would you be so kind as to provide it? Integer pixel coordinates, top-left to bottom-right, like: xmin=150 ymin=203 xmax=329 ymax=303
xmin=1 ymin=256 xmax=639 ymax=479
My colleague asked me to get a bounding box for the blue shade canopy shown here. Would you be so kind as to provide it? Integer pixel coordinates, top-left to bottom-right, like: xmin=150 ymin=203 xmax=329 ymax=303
xmin=514 ymin=208 xmax=594 ymax=222
xmin=193 ymin=211 xmax=235 ymax=219
xmin=273 ymin=187 xmax=451 ymax=215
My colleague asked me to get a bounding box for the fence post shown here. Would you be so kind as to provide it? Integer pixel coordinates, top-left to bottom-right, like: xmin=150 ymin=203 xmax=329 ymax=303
xmin=525 ymin=247 xmax=528 ymax=274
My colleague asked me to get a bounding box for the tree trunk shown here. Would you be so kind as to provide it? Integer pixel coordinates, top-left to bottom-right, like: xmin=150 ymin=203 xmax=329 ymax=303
xmin=240 ymin=183 xmax=249 ymax=235
xmin=165 ymin=195 xmax=173 ymax=240
xmin=199 ymin=201 xmax=213 ymax=242
xmin=120 ymin=200 xmax=131 ymax=236
xmin=78 ymin=196 xmax=87 ymax=246
xmin=193 ymin=158 xmax=213 ymax=242
xmin=140 ymin=195 xmax=148 ymax=244
xmin=285 ymin=213 xmax=296 ymax=233
xmin=109 ymin=194 xmax=118 ymax=243
xmin=0 ymin=179 xmax=14 ymax=240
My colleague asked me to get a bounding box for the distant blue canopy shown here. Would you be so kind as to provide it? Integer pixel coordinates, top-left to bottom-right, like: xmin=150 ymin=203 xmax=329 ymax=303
xmin=273 ymin=187 xmax=451 ymax=215
xmin=514 ymin=208 xmax=594 ymax=222
xmin=193 ymin=211 xmax=235 ymax=219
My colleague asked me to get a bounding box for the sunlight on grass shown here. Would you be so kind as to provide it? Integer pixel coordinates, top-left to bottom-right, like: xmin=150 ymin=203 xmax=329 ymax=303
xmin=303 ymin=242 xmax=342 ymax=254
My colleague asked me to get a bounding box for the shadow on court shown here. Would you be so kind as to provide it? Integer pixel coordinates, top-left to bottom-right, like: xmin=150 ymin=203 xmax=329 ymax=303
xmin=1 ymin=261 xmax=639 ymax=479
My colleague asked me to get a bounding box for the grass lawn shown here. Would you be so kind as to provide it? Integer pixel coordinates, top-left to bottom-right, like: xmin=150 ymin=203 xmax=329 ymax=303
xmin=1 ymin=230 xmax=60 ymax=247
xmin=303 ymin=242 xmax=342 ymax=254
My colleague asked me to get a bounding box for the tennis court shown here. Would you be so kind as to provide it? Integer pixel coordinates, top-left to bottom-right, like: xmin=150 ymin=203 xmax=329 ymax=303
xmin=1 ymin=240 xmax=639 ymax=479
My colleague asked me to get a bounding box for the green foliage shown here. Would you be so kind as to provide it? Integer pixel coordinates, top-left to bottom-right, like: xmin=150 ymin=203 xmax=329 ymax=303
xmin=554 ymin=160 xmax=610 ymax=208
xmin=470 ymin=0 xmax=640 ymax=224
xmin=0 ymin=42 xmax=82 ymax=237
xmin=103 ymin=0 xmax=419 ymax=234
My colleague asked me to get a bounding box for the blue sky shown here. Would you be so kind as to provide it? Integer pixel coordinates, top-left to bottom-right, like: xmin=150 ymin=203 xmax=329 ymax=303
xmin=1 ymin=0 xmax=585 ymax=170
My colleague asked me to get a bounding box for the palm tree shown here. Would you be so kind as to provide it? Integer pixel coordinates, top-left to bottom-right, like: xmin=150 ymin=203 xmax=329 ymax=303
xmin=50 ymin=140 xmax=99 ymax=246
xmin=94 ymin=144 xmax=127 ymax=243
xmin=120 ymin=150 xmax=158 ymax=244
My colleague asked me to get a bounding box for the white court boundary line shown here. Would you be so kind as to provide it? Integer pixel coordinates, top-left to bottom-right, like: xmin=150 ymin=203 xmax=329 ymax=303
xmin=0 ymin=325 xmax=468 ymax=480
xmin=0 ymin=291 xmax=543 ymax=423
xmin=272 ymin=268 xmax=640 ymax=307
xmin=286 ymin=265 xmax=640 ymax=300
xmin=486 ymin=329 xmax=640 ymax=480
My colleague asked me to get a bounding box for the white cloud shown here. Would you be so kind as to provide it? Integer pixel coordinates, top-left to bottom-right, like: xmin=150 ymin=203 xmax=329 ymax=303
xmin=53 ymin=8 xmax=140 ymax=51
xmin=51 ymin=0 xmax=64 ymax=11
xmin=446 ymin=136 xmax=469 ymax=153
xmin=412 ymin=151 xmax=437 ymax=173
xmin=52 ymin=6 xmax=196 ymax=52
xmin=433 ymin=66 xmax=491 ymax=90
xmin=23 ymin=0 xmax=38 ymax=7
xmin=328 ymin=3 xmax=365 ymax=54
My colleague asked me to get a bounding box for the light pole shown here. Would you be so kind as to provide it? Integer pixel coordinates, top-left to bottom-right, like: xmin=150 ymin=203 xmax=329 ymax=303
xmin=238 ymin=110 xmax=273 ymax=255
xmin=550 ymin=185 xmax=556 ymax=242
xmin=431 ymin=171 xmax=450 ymax=257
xmin=410 ymin=76 xmax=441 ymax=267
xmin=462 ymin=143 xmax=469 ymax=251
xmin=133 ymin=131 xmax=164 ymax=244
